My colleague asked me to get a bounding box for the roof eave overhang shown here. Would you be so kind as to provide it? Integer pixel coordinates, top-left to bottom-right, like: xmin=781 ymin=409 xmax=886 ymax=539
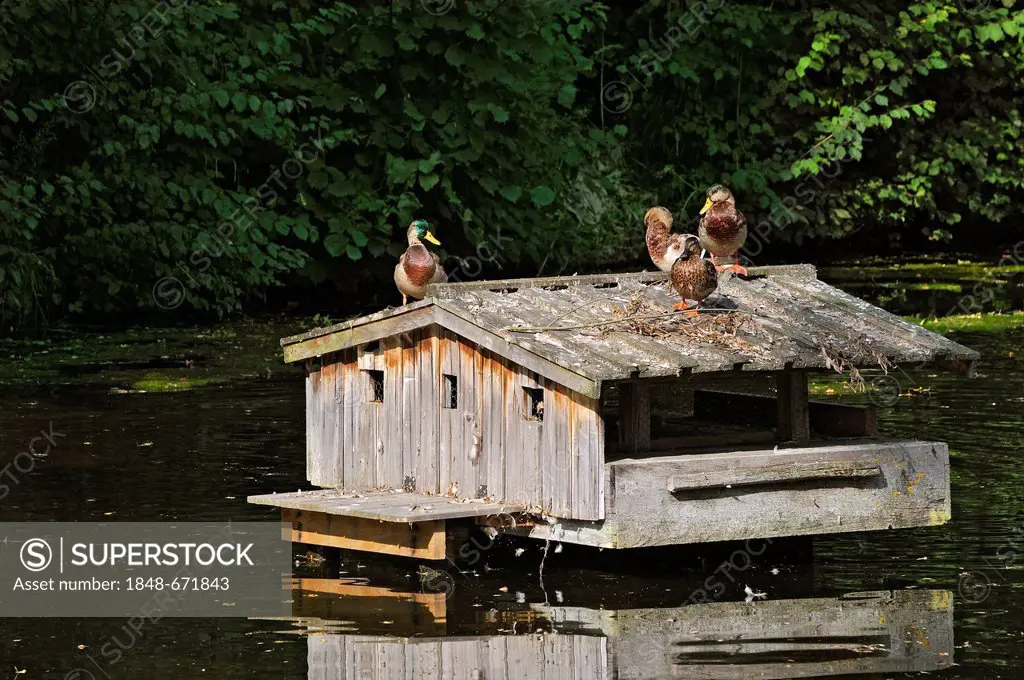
xmin=280 ymin=300 xmax=601 ymax=400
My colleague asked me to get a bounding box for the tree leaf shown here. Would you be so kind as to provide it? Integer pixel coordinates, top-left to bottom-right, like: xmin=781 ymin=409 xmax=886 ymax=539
xmin=419 ymin=173 xmax=440 ymax=191
xmin=530 ymin=186 xmax=556 ymax=207
xmin=324 ymin=234 xmax=346 ymax=257
xmin=501 ymin=185 xmax=523 ymax=202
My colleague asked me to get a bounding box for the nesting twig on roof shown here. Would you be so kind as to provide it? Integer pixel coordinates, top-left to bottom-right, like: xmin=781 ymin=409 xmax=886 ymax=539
xmin=604 ymin=292 xmax=770 ymax=357
xmin=815 ymin=334 xmax=896 ymax=390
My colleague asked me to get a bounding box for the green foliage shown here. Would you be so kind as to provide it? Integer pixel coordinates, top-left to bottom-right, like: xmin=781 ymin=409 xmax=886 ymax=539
xmin=601 ymin=0 xmax=1024 ymax=246
xmin=1 ymin=0 xmax=624 ymax=327
xmin=2 ymin=1 xmax=1023 ymax=330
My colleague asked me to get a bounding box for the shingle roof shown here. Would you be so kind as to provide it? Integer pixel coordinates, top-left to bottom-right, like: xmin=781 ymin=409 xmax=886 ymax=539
xmin=280 ymin=266 xmax=979 ymax=392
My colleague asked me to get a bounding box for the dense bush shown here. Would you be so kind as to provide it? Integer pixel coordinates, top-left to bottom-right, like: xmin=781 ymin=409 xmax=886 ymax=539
xmin=600 ymin=0 xmax=1024 ymax=248
xmin=1 ymin=1 xmax=1022 ymax=330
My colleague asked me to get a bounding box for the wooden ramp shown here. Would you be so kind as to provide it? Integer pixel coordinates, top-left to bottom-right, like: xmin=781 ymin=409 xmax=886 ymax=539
xmin=249 ymin=489 xmax=527 ymax=560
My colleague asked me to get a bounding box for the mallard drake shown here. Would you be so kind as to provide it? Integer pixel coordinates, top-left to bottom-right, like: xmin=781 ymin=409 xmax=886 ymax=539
xmin=645 ymin=206 xmax=689 ymax=273
xmin=670 ymin=234 xmax=718 ymax=316
xmin=394 ymin=219 xmax=447 ymax=304
xmin=698 ymin=184 xmax=748 ymax=276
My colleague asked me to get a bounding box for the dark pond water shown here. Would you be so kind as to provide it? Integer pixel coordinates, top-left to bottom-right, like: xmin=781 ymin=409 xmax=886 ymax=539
xmin=0 ymin=274 xmax=1021 ymax=678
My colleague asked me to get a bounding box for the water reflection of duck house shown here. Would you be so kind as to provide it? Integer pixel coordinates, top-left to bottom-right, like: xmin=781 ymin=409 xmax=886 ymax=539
xmin=249 ymin=267 xmax=979 ymax=560
xmin=273 ymin=587 xmax=953 ymax=679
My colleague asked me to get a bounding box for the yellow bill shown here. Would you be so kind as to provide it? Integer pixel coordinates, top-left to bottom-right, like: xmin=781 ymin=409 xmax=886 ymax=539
xmin=424 ymin=231 xmax=441 ymax=246
xmin=700 ymin=197 xmax=713 ymax=215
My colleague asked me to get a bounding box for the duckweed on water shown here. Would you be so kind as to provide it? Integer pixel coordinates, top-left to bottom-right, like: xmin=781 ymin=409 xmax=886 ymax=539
xmin=820 ymin=260 xmax=1024 ymax=284
xmin=907 ymin=311 xmax=1024 ymax=334
xmin=131 ymin=373 xmax=227 ymax=392
xmin=0 ymin=318 xmax=308 ymax=391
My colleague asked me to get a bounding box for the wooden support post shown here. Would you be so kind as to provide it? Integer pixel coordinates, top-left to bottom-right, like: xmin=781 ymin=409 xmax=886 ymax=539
xmin=619 ymin=381 xmax=651 ymax=454
xmin=776 ymin=372 xmax=810 ymax=442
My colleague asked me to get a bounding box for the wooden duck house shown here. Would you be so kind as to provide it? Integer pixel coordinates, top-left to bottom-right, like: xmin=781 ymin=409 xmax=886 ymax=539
xmin=249 ymin=266 xmax=978 ymax=560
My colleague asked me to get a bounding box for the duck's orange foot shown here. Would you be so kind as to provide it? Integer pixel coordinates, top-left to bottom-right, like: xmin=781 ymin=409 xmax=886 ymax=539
xmin=727 ymin=263 xmax=749 ymax=276
xmin=684 ymin=308 xmax=700 ymax=317
xmin=672 ymin=300 xmax=692 ymax=312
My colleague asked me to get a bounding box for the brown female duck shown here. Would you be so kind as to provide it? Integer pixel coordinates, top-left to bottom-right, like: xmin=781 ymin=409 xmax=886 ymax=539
xmin=670 ymin=234 xmax=718 ymax=316
xmin=698 ymin=184 xmax=748 ymax=276
xmin=394 ymin=219 xmax=447 ymax=304
xmin=645 ymin=206 xmax=689 ymax=273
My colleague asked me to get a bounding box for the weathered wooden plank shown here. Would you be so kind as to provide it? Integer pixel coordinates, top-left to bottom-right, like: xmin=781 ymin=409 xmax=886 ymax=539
xmin=308 ymin=358 xmax=333 ymax=486
xmin=436 ymin=329 xmax=452 ymax=493
xmin=328 ymin=358 xmax=343 ymax=487
xmin=432 ymin=304 xmax=600 ymax=397
xmin=668 ymin=459 xmax=881 ymax=491
xmin=340 ymin=353 xmax=361 ymax=489
xmin=522 ymin=286 xmax=703 ymax=376
xmin=282 ymin=300 xmax=433 ymax=346
xmin=628 ymin=282 xmax=758 ymax=372
xmin=381 ymin=335 xmax=405 ymax=489
xmin=780 ymin=274 xmax=979 ymax=364
xmin=769 ymin=276 xmax=935 ymax=365
xmin=284 ymin=266 xmax=976 ymax=389
xmin=538 ymin=376 xmax=561 ymax=515
xmin=252 ymin=489 xmax=527 ymax=522
xmin=401 ymin=331 xmax=419 ymax=490
xmin=283 ymin=305 xmax=437 ymax=363
xmin=776 ymin=371 xmax=810 ymax=442
xmin=352 ymin=359 xmax=381 ymax=491
xmin=393 ymin=327 xmax=413 ymax=489
xmin=282 ymin=508 xmax=446 ymax=560
xmin=482 ymin=353 xmax=506 ymax=501
xmin=506 ymin=368 xmax=540 ymax=510
xmin=357 ymin=342 xmax=385 ymax=371
xmin=458 ymin=337 xmax=481 ymax=497
xmin=418 ymin=328 xmax=440 ymax=493
xmin=426 ymin=265 xmax=815 ymax=298
xmin=569 ymin=388 xmax=587 ymax=519
xmin=305 ymin=361 xmax=318 ymax=483
xmin=723 ymin=277 xmax=890 ymax=368
xmin=510 ymin=440 xmax=950 ymax=548
xmin=337 ymin=353 xmax=351 ymax=489
xmin=589 ymin=395 xmax=606 ymax=519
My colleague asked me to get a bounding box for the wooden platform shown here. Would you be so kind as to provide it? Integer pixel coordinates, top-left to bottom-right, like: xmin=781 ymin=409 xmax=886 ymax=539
xmin=247 ymin=489 xmax=527 ymax=523
xmin=507 ymin=438 xmax=951 ymax=549
xmin=250 ymin=490 xmax=529 ymax=560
